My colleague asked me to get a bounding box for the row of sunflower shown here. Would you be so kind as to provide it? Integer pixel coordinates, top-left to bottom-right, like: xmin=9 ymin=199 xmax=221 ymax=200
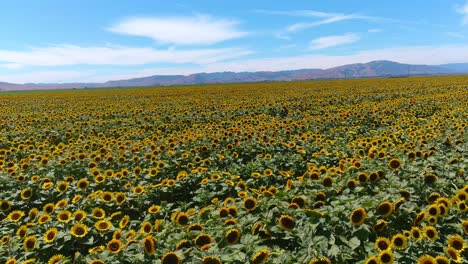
xmin=0 ymin=76 xmax=467 ymax=263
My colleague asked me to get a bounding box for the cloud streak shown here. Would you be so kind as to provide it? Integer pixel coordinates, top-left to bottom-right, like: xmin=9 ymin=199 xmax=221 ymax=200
xmin=458 ymin=2 xmax=468 ymax=24
xmin=0 ymin=45 xmax=253 ymax=67
xmin=309 ymin=33 xmax=360 ymax=50
xmin=108 ymin=15 xmax=248 ymax=45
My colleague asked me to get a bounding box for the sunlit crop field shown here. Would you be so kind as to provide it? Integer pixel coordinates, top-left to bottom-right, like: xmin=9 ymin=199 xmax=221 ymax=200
xmin=0 ymin=76 xmax=467 ymax=264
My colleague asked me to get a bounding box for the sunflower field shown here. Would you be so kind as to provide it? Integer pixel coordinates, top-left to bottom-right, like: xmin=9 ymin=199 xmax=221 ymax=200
xmin=0 ymin=76 xmax=467 ymax=264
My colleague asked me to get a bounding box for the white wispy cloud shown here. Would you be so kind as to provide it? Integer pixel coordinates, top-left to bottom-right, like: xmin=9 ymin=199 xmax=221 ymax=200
xmin=108 ymin=15 xmax=248 ymax=45
xmin=0 ymin=45 xmax=253 ymax=66
xmin=368 ymin=28 xmax=382 ymax=33
xmin=287 ymin=15 xmax=364 ymax=32
xmin=309 ymin=33 xmax=360 ymax=50
xmin=253 ymin=9 xmax=339 ymax=18
xmin=458 ymin=2 xmax=468 ymax=24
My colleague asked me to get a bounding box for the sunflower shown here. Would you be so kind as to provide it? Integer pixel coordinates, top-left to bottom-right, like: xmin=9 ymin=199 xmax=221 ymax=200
xmin=243 ymin=197 xmax=257 ymax=211
xmin=57 ymin=210 xmax=72 ymax=223
xmin=176 ymin=212 xmax=189 ymax=226
xmin=462 ymin=220 xmax=468 ymax=234
xmin=161 ymin=252 xmax=180 ymax=264
xmin=0 ymin=200 xmax=12 ymax=212
xmin=132 ymin=185 xmax=145 ymax=195
xmin=417 ymin=255 xmax=436 ymax=264
xmin=16 ymin=225 xmax=28 ymax=238
xmin=92 ymin=207 xmax=106 ymax=219
xmin=458 ymin=201 xmax=468 ymax=213
xmin=194 ymin=233 xmax=212 ymax=248
xmin=357 ymin=172 xmax=369 ymax=184
xmin=423 ymin=226 xmax=438 ymax=242
xmin=414 ymin=211 xmax=426 ymax=226
xmin=55 ymin=199 xmax=68 ymax=208
xmin=225 ymin=228 xmax=240 ymax=244
xmin=55 ymin=181 xmax=69 ymax=192
xmin=175 ymin=239 xmax=191 ymax=250
xmin=388 ymin=158 xmax=401 ymax=170
xmin=391 ymin=233 xmax=407 ymax=250
xmin=278 ymin=215 xmax=296 ymax=232
xmin=411 ymin=226 xmax=422 ymax=241
xmin=119 ymin=215 xmax=130 ymax=229
xmin=202 ymin=256 xmax=223 ymax=264
xmin=38 ymin=214 xmax=51 ymax=224
xmin=347 ymin=179 xmax=358 ymax=188
xmin=424 ymin=174 xmax=438 ymax=184
xmin=47 ymin=254 xmax=65 ymax=264
xmin=71 ymin=223 xmax=88 ymax=238
xmin=76 ymin=178 xmax=89 ymax=190
xmin=224 ymin=219 xmax=237 ymax=226
xmin=447 ymin=234 xmax=465 ymax=252
xmin=139 ymin=235 xmax=155 ymax=255
xmin=219 ymin=207 xmax=229 ymax=218
xmin=252 ymin=248 xmax=270 ymax=264
xmin=188 ymin=223 xmax=204 ymax=232
xmin=377 ymin=201 xmax=394 ymax=218
xmin=378 ymin=250 xmax=394 ymax=264
xmin=7 ymin=210 xmax=25 ymax=222
xmin=95 ymin=220 xmax=113 ymax=233
xmin=74 ymin=210 xmax=87 ymax=222
xmin=5 ymin=258 xmax=16 ymax=264
xmin=322 ymin=176 xmax=333 ymax=187
xmin=309 ymin=257 xmax=332 ymax=264
xmin=427 ymin=204 xmax=440 ymax=217
xmin=100 ymin=192 xmax=114 ymax=203
xmin=88 ymin=260 xmax=105 ymax=264
xmin=23 ymin=235 xmax=37 ymax=252
xmin=140 ymin=221 xmax=153 ymax=234
xmin=148 ymin=205 xmax=161 ymax=214
xmin=445 ymin=247 xmax=461 ymax=262
xmin=21 ymin=258 xmax=36 ymax=264
xmin=107 ymin=238 xmax=123 ymax=254
xmin=364 ymin=256 xmax=379 ymax=264
xmin=350 ymin=208 xmax=367 ymax=226
xmin=375 ymin=237 xmax=391 ymax=251
xmin=291 ymin=196 xmax=306 ymax=208
xmin=434 ymin=255 xmax=449 ymax=264
xmin=42 ymin=182 xmax=54 ymax=190
xmin=43 ymin=203 xmax=55 ymax=214
xmin=44 ymin=227 xmax=58 ymax=243
xmin=20 ymin=188 xmax=33 ymax=200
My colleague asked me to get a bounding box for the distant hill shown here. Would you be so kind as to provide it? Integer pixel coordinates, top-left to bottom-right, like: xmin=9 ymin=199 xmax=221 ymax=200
xmin=1 ymin=60 xmax=466 ymax=91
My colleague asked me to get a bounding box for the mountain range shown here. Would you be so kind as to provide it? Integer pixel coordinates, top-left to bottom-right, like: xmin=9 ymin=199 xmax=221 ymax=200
xmin=1 ymin=60 xmax=468 ymax=91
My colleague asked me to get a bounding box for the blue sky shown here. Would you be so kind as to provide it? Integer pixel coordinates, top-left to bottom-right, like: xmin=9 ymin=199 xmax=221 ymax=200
xmin=1 ymin=0 xmax=468 ymax=83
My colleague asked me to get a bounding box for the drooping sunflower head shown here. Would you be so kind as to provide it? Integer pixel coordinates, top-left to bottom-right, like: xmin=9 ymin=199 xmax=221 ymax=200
xmin=377 ymin=201 xmax=394 ymax=218
xmin=225 ymin=228 xmax=240 ymax=244
xmin=194 ymin=233 xmax=212 ymax=248
xmin=176 ymin=212 xmax=189 ymax=226
xmin=251 ymin=248 xmax=270 ymax=264
xmin=308 ymin=257 xmax=332 ymax=264
xmin=202 ymin=256 xmax=223 ymax=264
xmin=278 ymin=215 xmax=296 ymax=232
xmin=161 ymin=252 xmax=180 ymax=264
xmin=350 ymin=207 xmax=367 ymax=226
